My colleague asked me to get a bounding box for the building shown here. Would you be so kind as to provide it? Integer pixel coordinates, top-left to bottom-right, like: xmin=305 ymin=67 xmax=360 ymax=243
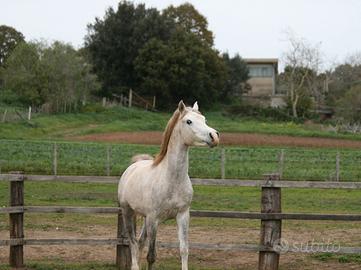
xmin=243 ymin=58 xmax=286 ymax=108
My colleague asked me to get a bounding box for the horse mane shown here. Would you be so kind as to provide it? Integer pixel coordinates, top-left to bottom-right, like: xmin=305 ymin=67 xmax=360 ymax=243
xmin=153 ymin=109 xmax=182 ymax=166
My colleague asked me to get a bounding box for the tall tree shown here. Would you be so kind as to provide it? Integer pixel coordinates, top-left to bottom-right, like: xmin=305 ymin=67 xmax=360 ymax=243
xmin=281 ymin=32 xmax=323 ymax=117
xmin=163 ymin=3 xmax=214 ymax=46
xmin=1 ymin=41 xmax=100 ymax=111
xmin=221 ymin=53 xmax=249 ymax=101
xmin=0 ymin=25 xmax=25 ymax=67
xmin=1 ymin=42 xmax=45 ymax=106
xmin=134 ymin=30 xmax=227 ymax=108
xmin=335 ymin=85 xmax=361 ymax=124
xmin=42 ymin=41 xmax=100 ymax=112
xmin=327 ymin=63 xmax=361 ymax=106
xmin=85 ymin=1 xmax=173 ymax=96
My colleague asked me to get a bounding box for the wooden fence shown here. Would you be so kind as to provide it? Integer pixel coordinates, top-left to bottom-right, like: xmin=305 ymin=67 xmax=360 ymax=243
xmin=1 ymin=172 xmax=361 ymax=270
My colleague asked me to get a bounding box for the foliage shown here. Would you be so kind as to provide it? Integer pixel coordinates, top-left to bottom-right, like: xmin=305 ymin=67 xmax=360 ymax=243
xmin=163 ymin=3 xmax=214 ymax=46
xmin=0 ymin=42 xmax=46 ymax=106
xmin=220 ymin=53 xmax=249 ymax=101
xmin=85 ymin=1 xmax=173 ymax=96
xmin=0 ymin=41 xmax=100 ymax=111
xmin=279 ymin=66 xmax=315 ymax=117
xmin=224 ymin=103 xmax=300 ymax=122
xmin=327 ymin=63 xmax=361 ymax=106
xmin=335 ymin=85 xmax=361 ymax=124
xmin=41 ymin=41 xmax=101 ymax=113
xmin=0 ymin=25 xmax=25 ymax=67
xmin=134 ymin=31 xmax=227 ymax=108
xmin=85 ymin=1 xmax=236 ymax=108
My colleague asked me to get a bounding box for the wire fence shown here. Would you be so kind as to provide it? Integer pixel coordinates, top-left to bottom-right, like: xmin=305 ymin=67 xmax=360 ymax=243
xmin=0 ymin=139 xmax=361 ymax=181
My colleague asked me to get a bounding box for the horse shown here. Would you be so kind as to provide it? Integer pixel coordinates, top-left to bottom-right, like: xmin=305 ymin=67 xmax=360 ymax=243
xmin=118 ymin=100 xmax=219 ymax=270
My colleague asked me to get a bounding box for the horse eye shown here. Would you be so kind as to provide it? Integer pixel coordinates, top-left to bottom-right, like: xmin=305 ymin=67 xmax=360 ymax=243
xmin=186 ymin=120 xmax=192 ymax=125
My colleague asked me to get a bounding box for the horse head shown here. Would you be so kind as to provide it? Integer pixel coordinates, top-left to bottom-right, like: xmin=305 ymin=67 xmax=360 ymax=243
xmin=177 ymin=100 xmax=219 ymax=148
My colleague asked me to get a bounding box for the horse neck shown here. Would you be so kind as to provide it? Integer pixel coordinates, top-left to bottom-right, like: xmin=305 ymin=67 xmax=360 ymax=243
xmin=163 ymin=128 xmax=189 ymax=180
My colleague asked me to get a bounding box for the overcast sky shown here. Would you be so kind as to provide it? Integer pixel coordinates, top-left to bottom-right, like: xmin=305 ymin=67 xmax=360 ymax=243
xmin=2 ymin=0 xmax=361 ymax=68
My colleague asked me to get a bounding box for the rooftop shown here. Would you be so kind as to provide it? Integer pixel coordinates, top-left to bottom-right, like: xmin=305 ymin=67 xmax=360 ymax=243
xmin=244 ymin=58 xmax=278 ymax=64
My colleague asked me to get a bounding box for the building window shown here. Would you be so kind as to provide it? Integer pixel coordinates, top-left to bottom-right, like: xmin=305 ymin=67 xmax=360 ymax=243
xmin=249 ymin=66 xmax=273 ymax=77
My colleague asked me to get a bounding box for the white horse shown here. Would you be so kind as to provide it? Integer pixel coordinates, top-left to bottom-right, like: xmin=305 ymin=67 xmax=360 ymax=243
xmin=118 ymin=100 xmax=219 ymax=270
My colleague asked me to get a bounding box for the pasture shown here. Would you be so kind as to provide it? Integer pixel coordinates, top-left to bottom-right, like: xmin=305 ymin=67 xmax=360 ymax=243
xmin=1 ymin=107 xmax=361 ymax=269
xmin=1 ymin=139 xmax=361 ymax=181
xmin=1 ymin=177 xmax=361 ymax=269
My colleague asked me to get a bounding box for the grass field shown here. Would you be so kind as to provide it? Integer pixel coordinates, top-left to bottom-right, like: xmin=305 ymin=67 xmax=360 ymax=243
xmin=1 ymin=106 xmax=361 ymax=141
xmin=0 ymin=180 xmax=361 ymax=269
xmin=1 ymin=139 xmax=361 ymax=181
xmin=1 ymin=106 xmax=361 ymax=269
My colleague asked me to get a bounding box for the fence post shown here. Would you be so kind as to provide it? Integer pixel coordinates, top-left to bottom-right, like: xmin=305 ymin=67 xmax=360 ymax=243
xmin=9 ymin=171 xmax=25 ymax=268
xmin=2 ymin=109 xmax=7 ymax=123
xmin=278 ymin=150 xmax=284 ymax=179
xmin=336 ymin=151 xmax=340 ymax=182
xmin=106 ymin=145 xmax=111 ymax=176
xmin=259 ymin=173 xmax=281 ymax=270
xmin=221 ymin=148 xmax=226 ymax=179
xmin=152 ymin=96 xmax=156 ymax=109
xmin=116 ymin=210 xmax=131 ymax=269
xmin=28 ymin=106 xmax=32 ymax=121
xmin=53 ymin=143 xmax=58 ymax=176
xmin=128 ymin=89 xmax=132 ymax=108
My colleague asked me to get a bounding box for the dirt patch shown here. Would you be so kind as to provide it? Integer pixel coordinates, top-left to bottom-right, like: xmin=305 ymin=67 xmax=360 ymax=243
xmin=1 ymin=224 xmax=360 ymax=269
xmin=73 ymin=131 xmax=361 ymax=149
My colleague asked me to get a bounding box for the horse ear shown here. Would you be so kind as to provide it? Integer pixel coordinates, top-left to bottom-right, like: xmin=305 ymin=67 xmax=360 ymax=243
xmin=193 ymin=101 xmax=199 ymax=111
xmin=178 ymin=100 xmax=186 ymax=112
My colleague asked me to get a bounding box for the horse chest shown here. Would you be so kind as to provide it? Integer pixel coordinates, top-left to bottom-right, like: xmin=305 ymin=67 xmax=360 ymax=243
xmin=157 ymin=184 xmax=193 ymax=219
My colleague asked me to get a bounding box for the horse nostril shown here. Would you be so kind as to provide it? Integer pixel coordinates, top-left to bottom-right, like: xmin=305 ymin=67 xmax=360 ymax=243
xmin=216 ymin=131 xmax=219 ymax=137
xmin=209 ymin=132 xmax=214 ymax=141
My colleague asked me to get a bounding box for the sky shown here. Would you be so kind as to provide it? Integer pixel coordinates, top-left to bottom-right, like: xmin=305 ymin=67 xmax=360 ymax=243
xmin=1 ymin=0 xmax=361 ymax=69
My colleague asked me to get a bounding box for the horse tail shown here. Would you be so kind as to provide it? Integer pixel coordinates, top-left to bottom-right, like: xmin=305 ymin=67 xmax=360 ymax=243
xmin=131 ymin=154 xmax=154 ymax=164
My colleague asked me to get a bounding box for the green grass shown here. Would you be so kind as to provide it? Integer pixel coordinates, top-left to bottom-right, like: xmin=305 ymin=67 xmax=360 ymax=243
xmin=1 ymin=139 xmax=361 ymax=181
xmin=313 ymin=253 xmax=361 ymax=264
xmin=1 ymin=106 xmax=361 ymax=140
xmin=1 ymin=181 xmax=360 ymax=214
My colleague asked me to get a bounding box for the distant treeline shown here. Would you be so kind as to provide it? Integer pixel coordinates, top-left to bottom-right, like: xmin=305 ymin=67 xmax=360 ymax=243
xmin=0 ymin=2 xmax=249 ymax=111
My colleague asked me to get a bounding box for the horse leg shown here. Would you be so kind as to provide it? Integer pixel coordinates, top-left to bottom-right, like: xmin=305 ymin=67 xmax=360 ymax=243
xmin=146 ymin=216 xmax=158 ymax=270
xmin=137 ymin=219 xmax=147 ymax=267
xmin=177 ymin=209 xmax=190 ymax=270
xmin=122 ymin=206 xmax=140 ymax=270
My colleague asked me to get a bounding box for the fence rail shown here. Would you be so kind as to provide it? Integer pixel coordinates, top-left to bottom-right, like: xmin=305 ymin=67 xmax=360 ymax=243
xmin=1 ymin=173 xmax=361 ymax=270
xmin=1 ymin=206 xmax=361 ymax=221
xmin=2 ymin=174 xmax=361 ymax=189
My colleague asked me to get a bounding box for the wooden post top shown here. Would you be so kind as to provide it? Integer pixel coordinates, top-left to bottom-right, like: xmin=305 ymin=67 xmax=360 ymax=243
xmin=263 ymin=173 xmax=280 ymax=182
xmin=8 ymin=172 xmax=25 ymax=182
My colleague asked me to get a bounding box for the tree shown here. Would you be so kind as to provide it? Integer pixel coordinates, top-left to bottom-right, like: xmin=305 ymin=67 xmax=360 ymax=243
xmin=221 ymin=53 xmax=249 ymax=101
xmin=85 ymin=1 xmax=232 ymax=108
xmin=335 ymin=85 xmax=361 ymax=124
xmin=163 ymin=3 xmax=214 ymax=46
xmin=134 ymin=30 xmax=227 ymax=108
xmin=1 ymin=42 xmax=45 ymax=106
xmin=41 ymin=41 xmax=100 ymax=112
xmin=1 ymin=41 xmax=100 ymax=111
xmin=0 ymin=25 xmax=25 ymax=67
xmin=281 ymin=32 xmax=323 ymax=117
xmin=85 ymin=1 xmax=173 ymax=96
xmin=327 ymin=63 xmax=361 ymax=106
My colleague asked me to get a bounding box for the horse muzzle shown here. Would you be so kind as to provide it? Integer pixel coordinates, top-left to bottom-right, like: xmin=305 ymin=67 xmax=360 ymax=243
xmin=208 ymin=131 xmax=219 ymax=147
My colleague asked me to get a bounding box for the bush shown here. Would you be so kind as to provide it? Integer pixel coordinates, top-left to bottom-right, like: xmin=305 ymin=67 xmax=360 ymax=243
xmin=224 ymin=104 xmax=303 ymax=123
xmin=79 ymin=103 xmax=105 ymax=113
